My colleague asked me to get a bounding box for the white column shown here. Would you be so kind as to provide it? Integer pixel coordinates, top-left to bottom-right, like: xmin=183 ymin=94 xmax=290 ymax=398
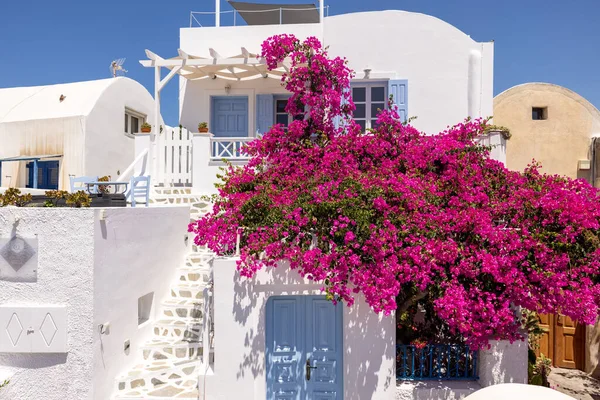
xmin=320 ymin=0 xmax=324 ymax=22
xmin=192 ymin=133 xmax=212 ymax=194
xmin=215 ymin=0 xmax=220 ymax=27
xmin=152 ymin=66 xmax=161 ymax=182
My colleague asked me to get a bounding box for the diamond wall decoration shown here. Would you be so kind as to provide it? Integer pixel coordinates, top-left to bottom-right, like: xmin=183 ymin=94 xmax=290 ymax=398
xmin=39 ymin=313 xmax=58 ymax=346
xmin=6 ymin=313 xmax=23 ymax=346
xmin=0 ymin=236 xmax=38 ymax=282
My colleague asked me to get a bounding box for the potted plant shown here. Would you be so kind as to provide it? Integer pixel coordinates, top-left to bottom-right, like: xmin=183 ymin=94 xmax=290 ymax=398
xmin=141 ymin=122 xmax=152 ymax=133
xmin=198 ymin=122 xmax=209 ymax=133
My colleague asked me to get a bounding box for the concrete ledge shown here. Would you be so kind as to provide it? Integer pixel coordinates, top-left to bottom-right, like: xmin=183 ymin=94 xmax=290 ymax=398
xmin=396 ymin=380 xmax=481 ymax=400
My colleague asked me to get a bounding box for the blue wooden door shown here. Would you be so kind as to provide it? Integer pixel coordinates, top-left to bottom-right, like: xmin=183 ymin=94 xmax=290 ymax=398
xmin=266 ymin=296 xmax=343 ymax=400
xmin=26 ymin=161 xmax=59 ymax=189
xmin=211 ymin=96 xmax=249 ymax=137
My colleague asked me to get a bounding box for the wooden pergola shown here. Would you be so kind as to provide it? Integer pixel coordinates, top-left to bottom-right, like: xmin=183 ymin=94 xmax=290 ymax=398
xmin=139 ymin=48 xmax=289 ymax=178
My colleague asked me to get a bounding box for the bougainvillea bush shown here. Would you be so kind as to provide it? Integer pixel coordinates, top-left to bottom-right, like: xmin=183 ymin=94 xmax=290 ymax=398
xmin=189 ymin=35 xmax=600 ymax=347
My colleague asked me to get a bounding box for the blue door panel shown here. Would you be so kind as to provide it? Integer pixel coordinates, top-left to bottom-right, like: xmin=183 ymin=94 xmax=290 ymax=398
xmin=268 ymin=298 xmax=303 ymax=400
xmin=267 ymin=296 xmax=343 ymax=400
xmin=388 ymin=80 xmax=408 ymax=123
xmin=211 ymin=97 xmax=248 ymax=137
xmin=26 ymin=160 xmax=59 ymax=190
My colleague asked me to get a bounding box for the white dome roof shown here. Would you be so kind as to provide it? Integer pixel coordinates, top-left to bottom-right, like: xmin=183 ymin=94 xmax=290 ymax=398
xmin=0 ymin=77 xmax=132 ymax=123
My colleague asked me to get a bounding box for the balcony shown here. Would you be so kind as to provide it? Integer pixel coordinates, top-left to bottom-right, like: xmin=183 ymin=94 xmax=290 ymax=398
xmin=189 ymin=1 xmax=329 ymax=28
xmin=211 ymin=137 xmax=253 ymax=161
xmin=396 ymin=344 xmax=479 ymax=381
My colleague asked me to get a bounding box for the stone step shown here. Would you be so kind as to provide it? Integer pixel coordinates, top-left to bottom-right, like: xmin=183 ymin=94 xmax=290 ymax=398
xmin=152 ymin=187 xmax=194 ymax=195
xmin=114 ymin=385 xmax=199 ymax=399
xmin=176 ymin=267 xmax=211 ymax=285
xmin=115 ymin=359 xmax=202 ymax=396
xmin=161 ymin=299 xmax=204 ymax=320
xmin=171 ymin=284 xmax=205 ymax=301
xmin=184 ymin=252 xmax=213 ymax=266
xmin=141 ymin=339 xmax=203 ymax=361
xmin=153 ymin=319 xmax=203 ymax=341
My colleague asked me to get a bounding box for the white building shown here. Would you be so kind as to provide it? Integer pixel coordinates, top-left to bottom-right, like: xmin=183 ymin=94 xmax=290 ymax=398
xmin=0 ymin=2 xmax=514 ymax=400
xmin=124 ymin=2 xmax=516 ymax=400
xmin=141 ymin=2 xmax=495 ymax=194
xmin=0 ymin=77 xmax=156 ymax=191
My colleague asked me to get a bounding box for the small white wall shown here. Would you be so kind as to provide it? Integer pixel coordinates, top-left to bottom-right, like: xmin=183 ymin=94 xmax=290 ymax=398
xmin=92 ymin=206 xmax=189 ymax=400
xmin=0 ymin=208 xmax=96 ymax=400
xmin=477 ymin=340 xmax=528 ymax=387
xmin=396 ymin=381 xmax=480 ymax=400
xmin=205 ymin=258 xmax=396 ymax=400
xmin=85 ymin=77 xmax=156 ymax=181
xmin=0 ymin=206 xmax=190 ymax=400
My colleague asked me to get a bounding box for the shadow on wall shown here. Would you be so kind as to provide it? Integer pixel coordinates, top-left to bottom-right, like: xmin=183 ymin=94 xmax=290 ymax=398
xmin=343 ymin=295 xmax=394 ymax=400
xmin=230 ymin=260 xmax=394 ymax=399
xmin=0 ymin=353 xmax=67 ymax=369
xmin=232 ymin=265 xmax=264 ymax=381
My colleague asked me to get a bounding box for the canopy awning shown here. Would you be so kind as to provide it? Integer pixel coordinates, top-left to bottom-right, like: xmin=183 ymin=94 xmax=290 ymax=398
xmin=139 ymin=48 xmax=289 ymax=81
xmin=0 ymin=154 xmax=62 ymax=162
xmin=228 ymin=1 xmax=320 ymax=25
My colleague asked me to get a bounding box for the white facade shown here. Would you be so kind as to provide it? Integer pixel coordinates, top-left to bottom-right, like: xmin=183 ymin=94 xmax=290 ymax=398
xmin=0 ymin=206 xmax=189 ymax=400
xmin=179 ymin=10 xmax=494 ymax=136
xmin=168 ymin=10 xmax=495 ymax=194
xmin=205 ymin=257 xmax=396 ymax=400
xmin=203 ymin=258 xmax=526 ymax=400
xmin=0 ymin=77 xmax=157 ymax=191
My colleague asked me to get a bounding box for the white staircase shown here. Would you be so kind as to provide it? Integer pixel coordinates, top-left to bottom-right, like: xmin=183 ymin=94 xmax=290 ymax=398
xmin=113 ymin=188 xmax=214 ymax=399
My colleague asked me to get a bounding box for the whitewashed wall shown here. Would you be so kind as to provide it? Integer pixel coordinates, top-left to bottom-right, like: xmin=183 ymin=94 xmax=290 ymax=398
xmin=91 ymin=206 xmax=189 ymax=400
xmin=85 ymin=77 xmax=156 ymax=182
xmin=0 ymin=206 xmax=190 ymax=400
xmin=204 ymin=258 xmax=396 ymax=400
xmin=0 ymin=209 xmax=95 ymax=400
xmin=180 ymin=10 xmax=493 ymax=136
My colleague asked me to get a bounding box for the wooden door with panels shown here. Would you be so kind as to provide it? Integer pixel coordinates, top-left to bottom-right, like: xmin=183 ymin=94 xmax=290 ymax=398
xmin=535 ymin=313 xmax=585 ymax=370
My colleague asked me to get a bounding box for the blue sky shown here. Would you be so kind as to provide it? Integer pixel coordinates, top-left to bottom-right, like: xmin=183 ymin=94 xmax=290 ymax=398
xmin=0 ymin=0 xmax=598 ymax=126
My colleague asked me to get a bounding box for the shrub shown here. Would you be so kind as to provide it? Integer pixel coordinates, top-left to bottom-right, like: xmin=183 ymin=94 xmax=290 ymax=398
xmin=0 ymin=188 xmax=32 ymax=207
xmin=65 ymin=191 xmax=91 ymax=208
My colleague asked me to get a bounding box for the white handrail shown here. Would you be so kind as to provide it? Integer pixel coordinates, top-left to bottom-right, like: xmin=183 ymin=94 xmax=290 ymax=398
xmin=202 ymin=286 xmax=212 ymax=366
xmin=117 ymin=148 xmax=149 ymax=182
xmin=210 ymin=137 xmax=253 ymax=160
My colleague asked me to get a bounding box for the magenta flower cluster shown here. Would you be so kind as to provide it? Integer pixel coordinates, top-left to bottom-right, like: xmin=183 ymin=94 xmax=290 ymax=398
xmin=189 ymin=35 xmax=600 ymax=347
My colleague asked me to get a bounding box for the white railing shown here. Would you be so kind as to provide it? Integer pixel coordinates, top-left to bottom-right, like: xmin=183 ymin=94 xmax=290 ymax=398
xmin=189 ymin=6 xmax=330 ymax=27
xmin=117 ymin=148 xmax=149 ymax=183
xmin=210 ymin=137 xmax=253 ymax=160
xmin=161 ymin=126 xmax=193 ymax=186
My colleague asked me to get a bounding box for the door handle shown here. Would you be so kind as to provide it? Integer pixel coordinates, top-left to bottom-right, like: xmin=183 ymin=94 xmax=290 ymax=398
xmin=305 ymin=359 xmax=317 ymax=381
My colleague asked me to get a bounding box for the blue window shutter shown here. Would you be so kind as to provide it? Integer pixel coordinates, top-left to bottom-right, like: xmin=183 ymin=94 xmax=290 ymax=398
xmin=388 ymin=80 xmax=408 ymax=123
xmin=255 ymin=94 xmax=274 ymax=136
xmin=334 ymin=88 xmax=350 ymax=131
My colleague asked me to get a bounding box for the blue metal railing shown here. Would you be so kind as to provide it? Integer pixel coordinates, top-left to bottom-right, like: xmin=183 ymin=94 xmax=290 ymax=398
xmin=396 ymin=344 xmax=478 ymax=381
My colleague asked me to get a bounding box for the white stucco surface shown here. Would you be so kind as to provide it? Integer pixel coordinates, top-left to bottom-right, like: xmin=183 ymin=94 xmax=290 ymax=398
xmin=0 ymin=208 xmax=95 ymax=400
xmin=205 ymin=257 xmax=396 ymax=400
xmin=0 ymin=206 xmax=190 ymax=400
xmin=396 ymin=381 xmax=481 ymax=400
xmin=180 ymin=10 xmax=493 ymax=136
xmin=92 ymin=206 xmax=189 ymax=400
xmin=478 ymin=340 xmax=528 ymax=387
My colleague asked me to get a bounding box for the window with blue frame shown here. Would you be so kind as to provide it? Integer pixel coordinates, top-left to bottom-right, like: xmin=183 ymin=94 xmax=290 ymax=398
xmin=350 ymin=82 xmax=388 ymax=131
xmin=274 ymin=96 xmax=304 ymax=131
xmin=26 ymin=161 xmax=59 ymax=190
